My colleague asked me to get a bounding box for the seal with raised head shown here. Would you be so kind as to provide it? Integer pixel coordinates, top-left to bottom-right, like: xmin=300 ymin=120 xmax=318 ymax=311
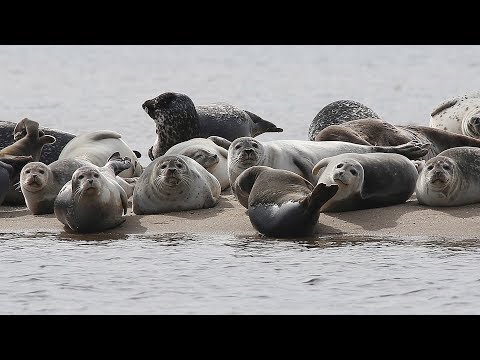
xmin=311 ymin=152 xmax=419 ymax=212
xmin=307 ymin=100 xmax=380 ymax=141
xmin=0 ymin=119 xmax=75 ymax=164
xmin=164 ymin=136 xmax=230 ymax=190
xmin=58 ymin=130 xmax=143 ymax=177
xmin=312 ymin=117 xmax=480 ymax=161
xmin=0 ymin=155 xmax=33 ymax=205
xmin=142 ymin=92 xmax=283 ymax=160
xmin=232 ymin=165 xmax=339 ymax=238
xmin=132 ymin=154 xmax=221 ymax=215
xmin=227 ymin=136 xmax=429 ymax=187
xmin=416 ymin=146 xmax=480 ymax=207
xmin=54 ymin=155 xmax=132 ymax=233
xmin=429 ymin=91 xmax=480 ymax=138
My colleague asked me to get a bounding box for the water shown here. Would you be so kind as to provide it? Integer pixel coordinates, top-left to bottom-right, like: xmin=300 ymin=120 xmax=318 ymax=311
xmin=1 ymin=45 xmax=480 ymax=314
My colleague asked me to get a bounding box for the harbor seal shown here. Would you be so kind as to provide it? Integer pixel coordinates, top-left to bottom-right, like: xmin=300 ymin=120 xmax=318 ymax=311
xmin=164 ymin=136 xmax=230 ymax=190
xmin=132 ymin=154 xmax=221 ymax=215
xmin=54 ymin=155 xmax=132 ymax=233
xmin=311 ymin=152 xmax=419 ymax=212
xmin=58 ymin=130 xmax=143 ymax=177
xmin=142 ymin=92 xmax=283 ymax=160
xmin=0 ymin=119 xmax=75 ymax=164
xmin=312 ymin=117 xmax=480 ymax=161
xmin=429 ymin=91 xmax=480 ymax=138
xmin=0 ymin=155 xmax=33 ymax=205
xmin=232 ymin=165 xmax=339 ymax=238
xmin=416 ymin=146 xmax=480 ymax=207
xmin=308 ymin=100 xmax=380 ymax=141
xmin=227 ymin=136 xmax=429 ymax=187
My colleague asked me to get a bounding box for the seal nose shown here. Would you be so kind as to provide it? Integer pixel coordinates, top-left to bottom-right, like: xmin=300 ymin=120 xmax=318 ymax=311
xmin=32 ymin=174 xmax=37 ymax=179
xmin=213 ymin=154 xmax=218 ymax=160
xmin=88 ymin=179 xmax=93 ymax=184
xmin=473 ymin=117 xmax=480 ymax=126
xmin=244 ymin=149 xmax=254 ymax=154
xmin=167 ymin=168 xmax=177 ymax=174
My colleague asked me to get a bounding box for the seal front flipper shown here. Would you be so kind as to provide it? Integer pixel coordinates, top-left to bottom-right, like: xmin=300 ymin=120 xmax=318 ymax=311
xmin=302 ymin=183 xmax=339 ymax=214
xmin=232 ymin=166 xmax=268 ymax=208
xmin=208 ymin=136 xmax=231 ymax=150
xmin=375 ymin=140 xmax=431 ymax=159
xmin=431 ymin=98 xmax=458 ymax=117
xmin=312 ymin=157 xmax=333 ymax=179
xmin=244 ymin=110 xmax=283 ymax=136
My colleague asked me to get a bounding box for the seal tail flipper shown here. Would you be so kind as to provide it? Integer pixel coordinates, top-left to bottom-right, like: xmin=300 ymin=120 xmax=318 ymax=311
xmin=244 ymin=110 xmax=283 ymax=136
xmin=375 ymin=140 xmax=431 ymax=160
xmin=133 ymin=150 xmax=142 ymax=159
xmin=106 ymin=152 xmax=133 ymax=175
xmin=302 ymin=183 xmax=339 ymax=214
xmin=87 ymin=131 xmax=122 ymax=141
xmin=208 ymin=136 xmax=232 ymax=150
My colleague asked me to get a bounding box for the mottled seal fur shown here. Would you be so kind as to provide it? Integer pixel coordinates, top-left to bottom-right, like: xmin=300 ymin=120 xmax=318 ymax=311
xmin=312 ymin=152 xmax=418 ymax=212
xmin=416 ymin=146 xmax=480 ymax=207
xmin=232 ymin=165 xmax=339 ymax=238
xmin=142 ymin=92 xmax=283 ymax=160
xmin=307 ymin=100 xmax=380 ymax=141
xmin=132 ymin=154 xmax=221 ymax=215
xmin=430 ymin=91 xmax=480 ymax=138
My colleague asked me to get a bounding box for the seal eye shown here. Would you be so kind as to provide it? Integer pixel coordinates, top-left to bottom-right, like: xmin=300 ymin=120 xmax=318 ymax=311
xmin=160 ymin=164 xmax=167 ymax=169
xmin=25 ymin=170 xmax=30 ymax=174
xmin=427 ymin=165 xmax=434 ymax=171
xmin=39 ymin=170 xmax=45 ymax=174
xmin=350 ymin=169 xmax=357 ymax=176
xmin=94 ymin=173 xmax=99 ymax=178
xmin=176 ymin=163 xmax=183 ymax=169
xmin=252 ymin=143 xmax=258 ymax=148
xmin=235 ymin=145 xmax=241 ymax=150
xmin=336 ymin=163 xmax=343 ymax=169
xmin=443 ymin=165 xmax=450 ymax=170
xmin=79 ymin=175 xmax=84 ymax=179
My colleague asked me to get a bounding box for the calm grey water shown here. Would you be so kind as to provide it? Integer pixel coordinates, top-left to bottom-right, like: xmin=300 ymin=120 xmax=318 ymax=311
xmin=1 ymin=45 xmax=480 ymax=314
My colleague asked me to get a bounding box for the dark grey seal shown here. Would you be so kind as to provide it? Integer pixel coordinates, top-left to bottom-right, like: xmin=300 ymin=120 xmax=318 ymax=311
xmin=142 ymin=92 xmax=283 ymax=160
xmin=307 ymin=100 xmax=380 ymax=141
xmin=0 ymin=155 xmax=33 ymax=205
xmin=232 ymin=165 xmax=339 ymax=238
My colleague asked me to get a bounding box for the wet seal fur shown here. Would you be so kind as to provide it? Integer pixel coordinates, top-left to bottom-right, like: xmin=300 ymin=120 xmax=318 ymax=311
xmin=416 ymin=146 xmax=480 ymax=207
xmin=430 ymin=91 xmax=480 ymax=138
xmin=232 ymin=165 xmax=339 ymax=238
xmin=227 ymin=136 xmax=429 ymax=187
xmin=0 ymin=155 xmax=33 ymax=205
xmin=54 ymin=154 xmax=133 ymax=233
xmin=312 ymin=117 xmax=480 ymax=161
xmin=308 ymin=100 xmax=380 ymax=141
xmin=312 ymin=152 xmax=418 ymax=212
xmin=132 ymin=154 xmax=221 ymax=215
xmin=142 ymin=92 xmax=283 ymax=160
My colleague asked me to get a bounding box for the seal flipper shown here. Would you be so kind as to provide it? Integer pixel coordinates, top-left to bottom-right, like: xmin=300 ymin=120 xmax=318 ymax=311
xmin=244 ymin=110 xmax=283 ymax=137
xmin=106 ymin=152 xmax=133 ymax=175
xmin=208 ymin=136 xmax=231 ymax=150
xmin=312 ymin=157 xmax=333 ymax=179
xmin=232 ymin=165 xmax=267 ymax=208
xmin=133 ymin=150 xmax=142 ymax=158
xmin=431 ymin=98 xmax=458 ymax=117
xmin=88 ymin=131 xmax=122 ymax=141
xmin=374 ymin=140 xmax=431 ymax=160
xmin=293 ymin=157 xmax=316 ymax=184
xmin=303 ymin=183 xmax=339 ymax=214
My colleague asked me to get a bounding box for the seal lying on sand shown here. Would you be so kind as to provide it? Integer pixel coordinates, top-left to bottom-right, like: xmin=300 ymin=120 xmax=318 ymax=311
xmin=312 ymin=152 xmax=419 ymax=212
xmin=132 ymin=154 xmax=221 ymax=215
xmin=232 ymin=165 xmax=338 ymax=238
xmin=416 ymin=146 xmax=480 ymax=207
xmin=227 ymin=136 xmax=429 ymax=186
xmin=0 ymin=156 xmax=33 ymax=205
xmin=0 ymin=119 xmax=75 ymax=164
xmin=307 ymin=100 xmax=380 ymax=141
xmin=429 ymin=91 xmax=480 ymax=138
xmin=164 ymin=136 xmax=230 ymax=190
xmin=312 ymin=117 xmax=480 ymax=160
xmin=142 ymin=92 xmax=283 ymax=159
xmin=54 ymin=154 xmax=132 ymax=233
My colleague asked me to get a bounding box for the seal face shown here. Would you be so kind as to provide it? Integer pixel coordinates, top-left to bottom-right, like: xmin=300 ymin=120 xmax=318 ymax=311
xmin=54 ymin=158 xmax=131 ymax=233
xmin=312 ymin=153 xmax=418 ymax=212
xmin=415 ymin=147 xmax=480 ymax=207
xmin=142 ymin=92 xmax=282 ymax=160
xmin=308 ymin=100 xmax=380 ymax=141
xmin=232 ymin=165 xmax=338 ymax=238
xmin=132 ymin=154 xmax=221 ymax=215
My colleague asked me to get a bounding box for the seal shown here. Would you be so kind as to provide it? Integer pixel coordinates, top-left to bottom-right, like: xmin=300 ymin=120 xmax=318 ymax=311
xmin=311 ymin=152 xmax=419 ymax=212
xmin=429 ymin=91 xmax=480 ymax=138
xmin=54 ymin=154 xmax=133 ymax=233
xmin=0 ymin=119 xmax=75 ymax=164
xmin=0 ymin=155 xmax=33 ymax=205
xmin=142 ymin=92 xmax=283 ymax=159
xmin=232 ymin=165 xmax=339 ymax=238
xmin=227 ymin=136 xmax=429 ymax=187
xmin=416 ymin=146 xmax=480 ymax=207
xmin=164 ymin=136 xmax=230 ymax=190
xmin=58 ymin=130 xmax=143 ymax=177
xmin=307 ymin=100 xmax=380 ymax=141
xmin=132 ymin=154 xmax=221 ymax=215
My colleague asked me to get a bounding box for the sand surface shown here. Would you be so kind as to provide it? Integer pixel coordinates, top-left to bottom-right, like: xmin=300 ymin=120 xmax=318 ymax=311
xmin=1 ymin=192 xmax=479 ymax=239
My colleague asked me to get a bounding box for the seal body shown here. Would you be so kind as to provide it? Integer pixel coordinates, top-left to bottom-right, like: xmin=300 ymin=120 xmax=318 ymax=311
xmin=313 ymin=118 xmax=480 ymax=161
xmin=429 ymin=91 xmax=480 ymax=138
xmin=58 ymin=130 xmax=143 ymax=177
xmin=54 ymin=156 xmax=132 ymax=232
xmin=227 ymin=136 xmax=429 ymax=186
xmin=312 ymin=152 xmax=418 ymax=212
xmin=132 ymin=154 xmax=221 ymax=215
xmin=142 ymin=92 xmax=283 ymax=159
xmin=164 ymin=136 xmax=230 ymax=190
xmin=232 ymin=166 xmax=338 ymax=238
xmin=308 ymin=100 xmax=379 ymax=140
xmin=0 ymin=155 xmax=33 ymax=204
xmin=416 ymin=146 xmax=480 ymax=207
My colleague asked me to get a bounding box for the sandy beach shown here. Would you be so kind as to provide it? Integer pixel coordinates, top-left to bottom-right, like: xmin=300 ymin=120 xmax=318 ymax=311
xmin=1 ymin=192 xmax=479 ymax=239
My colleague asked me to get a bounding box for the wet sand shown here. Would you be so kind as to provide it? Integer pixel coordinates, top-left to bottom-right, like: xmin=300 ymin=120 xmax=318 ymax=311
xmin=1 ymin=193 xmax=479 ymax=239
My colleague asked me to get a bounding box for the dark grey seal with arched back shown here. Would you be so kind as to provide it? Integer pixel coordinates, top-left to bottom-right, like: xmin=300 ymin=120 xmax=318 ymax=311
xmin=232 ymin=165 xmax=339 ymax=238
xmin=307 ymin=100 xmax=380 ymax=140
xmin=142 ymin=92 xmax=283 ymax=160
